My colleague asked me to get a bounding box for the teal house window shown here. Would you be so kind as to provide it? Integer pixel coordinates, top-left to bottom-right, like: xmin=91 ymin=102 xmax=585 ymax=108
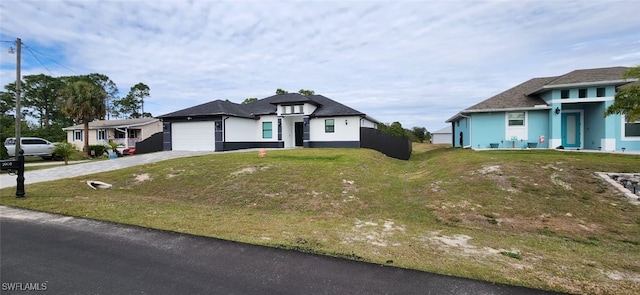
xmin=262 ymin=122 xmax=273 ymax=138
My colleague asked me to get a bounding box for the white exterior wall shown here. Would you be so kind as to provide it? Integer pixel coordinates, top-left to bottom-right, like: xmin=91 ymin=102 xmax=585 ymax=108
xmin=140 ymin=121 xmax=163 ymax=140
xmin=224 ymin=116 xmax=282 ymax=142
xmin=304 ymin=104 xmax=317 ymax=115
xmin=277 ymin=103 xmax=317 ymax=116
xmin=258 ymin=115 xmax=279 ymax=141
xmin=432 ymin=133 xmax=452 ymax=144
xmin=67 ymin=129 xmax=101 ymax=150
xmin=225 ymin=117 xmax=257 ymax=142
xmin=280 ymin=116 xmax=303 ymax=148
xmin=309 ymin=116 xmax=361 ymax=142
xmin=361 ymin=118 xmax=376 ymax=128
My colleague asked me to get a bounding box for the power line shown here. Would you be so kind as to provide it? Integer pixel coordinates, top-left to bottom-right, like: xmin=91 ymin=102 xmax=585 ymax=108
xmin=23 ymin=46 xmax=54 ymax=76
xmin=22 ymin=43 xmax=80 ymax=76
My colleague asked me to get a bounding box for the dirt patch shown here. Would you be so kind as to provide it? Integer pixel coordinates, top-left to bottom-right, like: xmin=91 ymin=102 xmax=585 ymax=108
xmin=230 ymin=165 xmax=271 ymax=176
xmin=134 ymin=173 xmax=151 ymax=182
xmin=478 ymin=165 xmax=501 ymax=175
xmin=165 ymin=168 xmax=186 ymax=178
xmin=341 ymin=179 xmax=358 ymax=194
xmin=420 ymin=231 xmax=518 ymax=257
xmin=473 ymin=165 xmax=518 ymax=193
xmin=341 ymin=219 xmax=405 ymax=247
xmin=604 ymin=270 xmax=640 ymax=282
xmin=550 ymin=172 xmax=572 ymax=190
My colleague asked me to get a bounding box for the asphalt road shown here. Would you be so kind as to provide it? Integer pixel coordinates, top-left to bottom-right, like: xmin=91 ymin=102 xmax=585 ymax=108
xmin=0 ymin=207 xmax=559 ymax=295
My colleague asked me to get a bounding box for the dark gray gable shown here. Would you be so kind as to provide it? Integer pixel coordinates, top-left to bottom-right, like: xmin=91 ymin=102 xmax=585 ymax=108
xmin=465 ymin=77 xmax=556 ymax=111
xmin=159 ymin=99 xmax=252 ymax=118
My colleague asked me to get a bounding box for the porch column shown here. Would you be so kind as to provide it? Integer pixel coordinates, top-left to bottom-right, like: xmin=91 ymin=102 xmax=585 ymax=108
xmin=549 ymin=103 xmax=562 ymax=149
xmin=277 ymin=117 xmax=284 ymax=148
xmin=277 ymin=117 xmax=282 ymax=141
xmin=602 ymin=100 xmax=617 ymax=151
xmin=303 ymin=116 xmax=310 ymax=148
xmin=162 ymin=122 xmax=172 ymax=151
xmin=125 ymin=127 xmax=129 ymax=148
xmin=214 ymin=119 xmax=223 ymax=151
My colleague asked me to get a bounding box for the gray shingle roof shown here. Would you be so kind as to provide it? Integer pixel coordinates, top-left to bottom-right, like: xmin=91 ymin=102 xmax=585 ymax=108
xmin=457 ymin=66 xmax=633 ymax=115
xmin=307 ymin=95 xmax=364 ymax=117
xmin=546 ymin=66 xmax=629 ymax=85
xmin=159 ymin=100 xmax=253 ymax=118
xmin=464 ymin=77 xmax=556 ymax=111
xmin=159 ymin=93 xmax=370 ymax=120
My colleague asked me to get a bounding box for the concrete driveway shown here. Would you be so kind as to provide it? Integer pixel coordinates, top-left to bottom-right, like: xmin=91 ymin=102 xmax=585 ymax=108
xmin=0 ymin=151 xmax=216 ymax=190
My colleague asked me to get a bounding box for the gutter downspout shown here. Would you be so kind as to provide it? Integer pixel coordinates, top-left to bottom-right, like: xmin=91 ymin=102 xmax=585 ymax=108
xmin=223 ymin=116 xmax=229 ymax=146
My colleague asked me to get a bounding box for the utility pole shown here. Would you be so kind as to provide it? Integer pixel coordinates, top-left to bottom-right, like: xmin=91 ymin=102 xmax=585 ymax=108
xmin=8 ymin=37 xmax=25 ymax=198
xmin=15 ymin=38 xmax=21 ymax=154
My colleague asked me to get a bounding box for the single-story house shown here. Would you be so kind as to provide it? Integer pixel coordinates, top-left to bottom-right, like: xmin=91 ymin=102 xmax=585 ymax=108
xmin=62 ymin=118 xmax=162 ymax=150
xmin=446 ymin=66 xmax=640 ymax=151
xmin=158 ymin=93 xmax=379 ymax=151
xmin=431 ymin=126 xmax=452 ymax=145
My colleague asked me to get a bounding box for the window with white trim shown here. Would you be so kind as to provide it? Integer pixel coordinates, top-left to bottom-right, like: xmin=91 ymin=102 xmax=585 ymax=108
xmin=128 ymin=130 xmax=138 ymax=138
xmin=325 ymin=119 xmax=335 ymax=133
xmin=507 ymin=112 xmax=525 ymax=126
xmin=624 ymin=120 xmax=640 ymax=137
xmin=97 ymin=129 xmax=106 ymax=140
xmin=73 ymin=130 xmax=82 ymax=141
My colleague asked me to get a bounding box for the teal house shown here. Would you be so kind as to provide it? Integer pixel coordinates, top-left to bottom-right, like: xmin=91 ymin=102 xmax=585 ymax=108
xmin=446 ymin=67 xmax=639 ymax=152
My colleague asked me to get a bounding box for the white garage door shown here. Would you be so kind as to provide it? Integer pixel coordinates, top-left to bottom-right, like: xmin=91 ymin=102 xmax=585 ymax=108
xmin=171 ymin=121 xmax=216 ymax=151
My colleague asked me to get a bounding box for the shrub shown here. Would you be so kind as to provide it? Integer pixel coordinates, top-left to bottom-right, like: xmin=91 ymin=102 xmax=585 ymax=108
xmin=0 ymin=141 xmax=8 ymax=160
xmin=107 ymin=141 xmax=118 ymax=151
xmin=87 ymin=145 xmax=108 ymax=158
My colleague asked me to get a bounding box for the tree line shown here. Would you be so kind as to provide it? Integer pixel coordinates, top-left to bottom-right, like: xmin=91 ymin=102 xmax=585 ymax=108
xmin=1 ymin=73 xmax=150 ymax=157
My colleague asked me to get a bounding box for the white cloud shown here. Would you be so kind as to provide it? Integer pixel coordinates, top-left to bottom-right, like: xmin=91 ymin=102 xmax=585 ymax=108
xmin=1 ymin=0 xmax=639 ymax=131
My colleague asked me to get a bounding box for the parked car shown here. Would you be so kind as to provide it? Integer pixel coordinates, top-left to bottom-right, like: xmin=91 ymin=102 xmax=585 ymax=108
xmin=4 ymin=137 xmax=57 ymax=159
xmin=122 ymin=147 xmax=136 ymax=156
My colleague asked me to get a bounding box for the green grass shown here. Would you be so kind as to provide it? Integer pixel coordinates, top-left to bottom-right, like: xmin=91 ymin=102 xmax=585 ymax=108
xmin=1 ymin=145 xmax=639 ymax=294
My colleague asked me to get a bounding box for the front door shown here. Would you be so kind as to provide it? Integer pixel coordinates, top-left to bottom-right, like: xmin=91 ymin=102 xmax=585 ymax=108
xmin=561 ymin=112 xmax=581 ymax=148
xmin=294 ymin=122 xmax=304 ymax=146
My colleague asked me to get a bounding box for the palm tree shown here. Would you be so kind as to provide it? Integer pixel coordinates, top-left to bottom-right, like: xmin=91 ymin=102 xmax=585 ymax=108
xmin=53 ymin=142 xmax=76 ymax=165
xmin=61 ymin=80 xmax=107 ymax=157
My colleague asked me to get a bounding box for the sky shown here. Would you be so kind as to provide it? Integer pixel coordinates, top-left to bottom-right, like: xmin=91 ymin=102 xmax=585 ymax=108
xmin=1 ymin=0 xmax=639 ymax=132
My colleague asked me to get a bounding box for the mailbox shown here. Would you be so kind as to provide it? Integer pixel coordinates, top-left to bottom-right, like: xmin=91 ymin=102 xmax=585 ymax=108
xmin=0 ymin=160 xmax=20 ymax=170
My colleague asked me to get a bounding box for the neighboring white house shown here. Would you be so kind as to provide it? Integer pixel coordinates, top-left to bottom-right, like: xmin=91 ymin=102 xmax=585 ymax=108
xmin=62 ymin=118 xmax=162 ymax=150
xmin=158 ymin=93 xmax=379 ymax=152
xmin=431 ymin=126 xmax=452 ymax=145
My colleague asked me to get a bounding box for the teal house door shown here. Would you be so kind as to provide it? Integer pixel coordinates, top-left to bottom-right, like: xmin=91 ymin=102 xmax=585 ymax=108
xmin=561 ymin=113 xmax=581 ymax=148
